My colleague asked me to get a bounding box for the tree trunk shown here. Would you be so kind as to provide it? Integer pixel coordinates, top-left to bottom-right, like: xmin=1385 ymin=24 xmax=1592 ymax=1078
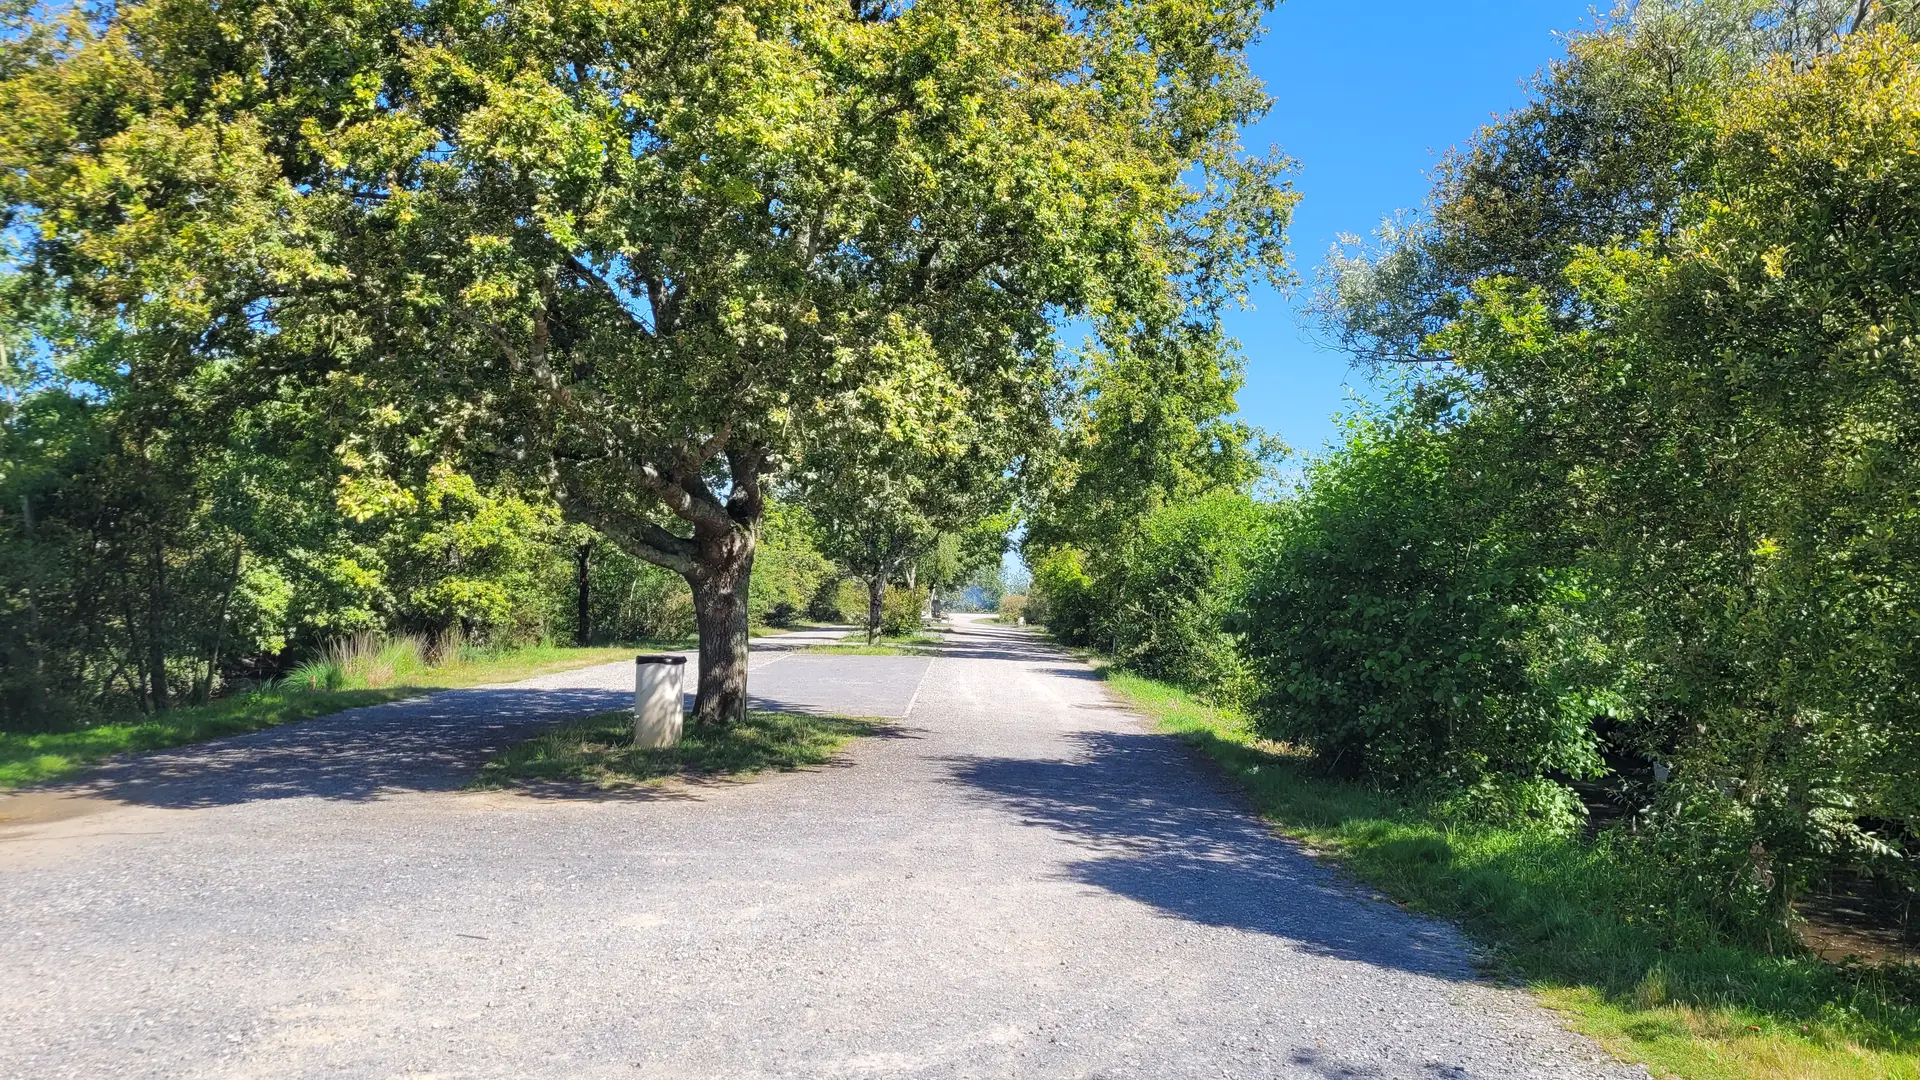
xmin=196 ymin=542 xmax=244 ymax=704
xmin=573 ymin=541 xmax=593 ymax=647
xmin=553 ymin=441 xmax=768 ymax=728
xmin=690 ymin=558 xmax=752 ymax=726
xmin=866 ymin=575 xmax=885 ymax=645
xmin=20 ymin=496 xmax=44 ymax=687
xmin=146 ymin=533 xmax=170 ymax=712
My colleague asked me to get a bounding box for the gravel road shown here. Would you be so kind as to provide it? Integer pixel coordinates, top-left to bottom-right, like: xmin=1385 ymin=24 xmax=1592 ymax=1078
xmin=0 ymin=617 xmax=1644 ymax=1079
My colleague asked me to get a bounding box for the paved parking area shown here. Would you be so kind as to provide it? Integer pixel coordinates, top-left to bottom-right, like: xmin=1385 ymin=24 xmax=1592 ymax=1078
xmin=0 ymin=618 xmax=1641 ymax=1079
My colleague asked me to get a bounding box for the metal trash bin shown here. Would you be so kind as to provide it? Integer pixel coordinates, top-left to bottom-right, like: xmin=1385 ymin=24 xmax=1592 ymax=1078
xmin=634 ymin=655 xmax=688 ymax=748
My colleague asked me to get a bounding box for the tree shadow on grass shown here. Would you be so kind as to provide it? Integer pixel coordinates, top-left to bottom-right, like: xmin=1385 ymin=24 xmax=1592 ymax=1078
xmin=32 ymin=684 xmax=925 ymax=810
xmin=42 ymin=686 xmax=635 ymax=809
xmin=495 ymin=722 xmax=932 ymax=803
xmin=942 ymin=730 xmax=1478 ymax=982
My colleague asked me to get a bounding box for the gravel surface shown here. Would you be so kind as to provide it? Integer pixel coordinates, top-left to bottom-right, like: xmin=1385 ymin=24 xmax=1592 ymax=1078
xmin=0 ymin=617 xmax=1645 ymax=1079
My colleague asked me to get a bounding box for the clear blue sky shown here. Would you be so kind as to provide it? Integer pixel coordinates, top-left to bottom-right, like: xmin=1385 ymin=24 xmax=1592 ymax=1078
xmin=1229 ymin=0 xmax=1599 ymax=456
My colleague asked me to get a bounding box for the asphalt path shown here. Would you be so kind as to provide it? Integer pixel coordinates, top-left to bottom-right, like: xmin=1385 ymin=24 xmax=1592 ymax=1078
xmin=0 ymin=616 xmax=1644 ymax=1079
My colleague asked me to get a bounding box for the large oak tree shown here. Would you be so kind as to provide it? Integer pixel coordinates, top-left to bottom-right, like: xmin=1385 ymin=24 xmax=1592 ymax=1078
xmin=1 ymin=0 xmax=1291 ymax=723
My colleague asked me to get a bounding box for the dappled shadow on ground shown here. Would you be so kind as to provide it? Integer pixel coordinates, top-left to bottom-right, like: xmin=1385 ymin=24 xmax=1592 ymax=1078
xmin=926 ymin=622 xmax=1086 ymax=666
xmin=52 ymin=686 xmax=635 ymax=809
xmin=943 ymin=730 xmax=1474 ymax=981
xmin=32 ymin=675 xmax=919 ymax=810
xmin=1033 ymin=666 xmax=1106 ymax=682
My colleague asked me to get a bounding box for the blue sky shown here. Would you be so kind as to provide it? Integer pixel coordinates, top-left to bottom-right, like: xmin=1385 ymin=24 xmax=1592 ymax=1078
xmin=1227 ymin=0 xmax=1600 ymax=457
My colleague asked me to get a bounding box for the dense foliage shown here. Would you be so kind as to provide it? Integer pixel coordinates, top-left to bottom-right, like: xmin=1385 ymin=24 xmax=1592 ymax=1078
xmin=1029 ymin=4 xmax=1920 ymax=945
xmin=1238 ymin=401 xmax=1601 ymax=810
xmin=1022 ymin=276 xmax=1285 ymax=702
xmin=1 ymin=0 xmax=1290 ymax=723
xmin=0 ymin=361 xmax=836 ymax=728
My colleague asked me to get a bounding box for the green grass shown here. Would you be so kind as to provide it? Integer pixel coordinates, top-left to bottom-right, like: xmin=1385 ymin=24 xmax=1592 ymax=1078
xmin=803 ymin=644 xmax=929 ymax=656
xmin=803 ymin=633 xmax=944 ymax=656
xmin=0 ymin=642 xmax=671 ymax=789
xmin=0 ymin=687 xmax=427 ymax=788
xmin=1101 ymin=668 xmax=1920 ymax=1080
xmin=468 ymin=709 xmax=878 ymax=789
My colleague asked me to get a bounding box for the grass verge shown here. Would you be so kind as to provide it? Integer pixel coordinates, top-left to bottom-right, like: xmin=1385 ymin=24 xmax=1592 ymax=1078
xmin=803 ymin=633 xmax=944 ymax=656
xmin=0 ymin=688 xmax=425 ymax=789
xmin=1100 ymin=668 xmax=1920 ymax=1080
xmin=467 ymin=709 xmax=877 ymax=789
xmin=0 ymin=643 xmax=665 ymax=790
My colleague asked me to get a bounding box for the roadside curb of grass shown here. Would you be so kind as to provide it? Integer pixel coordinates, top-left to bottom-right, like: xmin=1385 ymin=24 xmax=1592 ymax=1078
xmin=799 ymin=632 xmax=946 ymax=658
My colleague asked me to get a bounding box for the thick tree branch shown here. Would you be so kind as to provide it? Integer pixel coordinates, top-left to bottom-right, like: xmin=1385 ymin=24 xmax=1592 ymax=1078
xmin=635 ymin=460 xmax=731 ymax=530
xmin=692 ymin=421 xmax=733 ymax=465
xmin=725 ymin=442 xmax=768 ymax=525
xmin=459 ymin=293 xmax=731 ymax=532
xmin=642 ymin=274 xmax=673 ymax=335
xmin=557 ymin=492 xmax=700 ymax=578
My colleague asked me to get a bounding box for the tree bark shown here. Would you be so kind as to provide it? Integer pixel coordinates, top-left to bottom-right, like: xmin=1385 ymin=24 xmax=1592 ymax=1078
xmin=146 ymin=533 xmax=171 ymax=712
xmin=196 ymin=541 xmax=244 ymax=704
xmin=20 ymin=496 xmax=43 ymax=687
xmin=551 ymin=440 xmax=767 ymax=728
xmin=866 ymin=575 xmax=885 ymax=645
xmin=690 ymin=549 xmax=753 ymax=726
xmin=573 ymin=541 xmax=593 ymax=647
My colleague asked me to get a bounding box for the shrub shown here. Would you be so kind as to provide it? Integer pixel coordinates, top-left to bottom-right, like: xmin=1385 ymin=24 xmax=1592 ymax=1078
xmin=1239 ymin=402 xmax=1604 ymax=794
xmin=880 ymin=585 xmax=927 ymax=637
xmin=324 ymin=632 xmax=430 ymax=688
xmin=805 ymin=578 xmax=848 ymax=622
xmin=589 ymin=552 xmax=694 ymax=642
xmin=1026 ymin=545 xmax=1097 ymax=639
xmin=283 ymin=659 xmax=345 ymax=693
xmin=832 ymin=579 xmax=868 ymax=624
xmin=1106 ymin=491 xmax=1273 ymax=706
xmin=749 ymin=502 xmax=835 ymax=627
xmin=997 ymin=593 xmax=1028 ymax=623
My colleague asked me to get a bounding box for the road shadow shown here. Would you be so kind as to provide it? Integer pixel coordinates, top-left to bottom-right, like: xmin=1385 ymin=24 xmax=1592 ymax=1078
xmin=926 ymin=623 xmax=1073 ymax=665
xmin=943 ymin=730 xmax=1475 ymax=982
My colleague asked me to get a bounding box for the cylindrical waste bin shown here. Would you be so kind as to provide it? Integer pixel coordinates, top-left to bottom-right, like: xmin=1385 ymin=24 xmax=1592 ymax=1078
xmin=634 ymin=655 xmax=688 ymax=748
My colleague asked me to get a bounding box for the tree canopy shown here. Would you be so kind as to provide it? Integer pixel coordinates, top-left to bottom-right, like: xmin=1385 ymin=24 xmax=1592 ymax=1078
xmin=0 ymin=0 xmax=1294 ymax=721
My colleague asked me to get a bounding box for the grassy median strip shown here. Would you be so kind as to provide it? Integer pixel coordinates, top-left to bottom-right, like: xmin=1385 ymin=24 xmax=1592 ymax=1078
xmin=1100 ymin=668 xmax=1920 ymax=1080
xmin=0 ymin=644 xmax=657 ymax=790
xmin=468 ymin=709 xmax=877 ymax=790
xmin=802 ymin=634 xmax=943 ymax=657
